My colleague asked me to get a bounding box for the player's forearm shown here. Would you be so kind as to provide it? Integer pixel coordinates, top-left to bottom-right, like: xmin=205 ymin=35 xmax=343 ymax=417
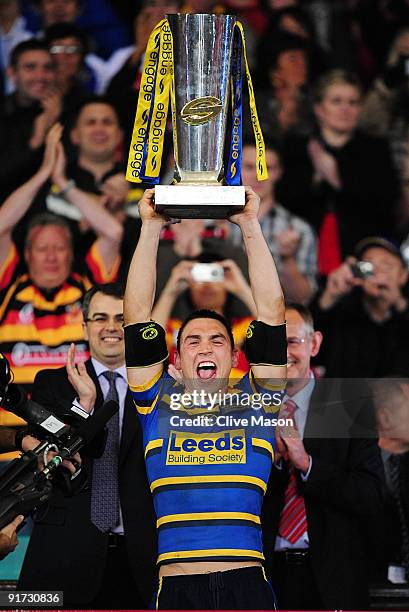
xmin=240 ymin=218 xmax=285 ymax=324
xmin=124 ymin=221 xmax=163 ymax=323
xmin=236 ymin=283 xmax=257 ymax=317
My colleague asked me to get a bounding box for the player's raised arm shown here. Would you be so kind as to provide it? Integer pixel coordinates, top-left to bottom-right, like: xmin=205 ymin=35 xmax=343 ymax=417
xmin=229 ymin=186 xmax=287 ymax=382
xmin=124 ymin=189 xmax=169 ymax=387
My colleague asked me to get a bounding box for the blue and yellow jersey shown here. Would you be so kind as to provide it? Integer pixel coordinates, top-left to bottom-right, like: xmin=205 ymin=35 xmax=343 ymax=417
xmin=129 ymin=370 xmax=283 ymax=565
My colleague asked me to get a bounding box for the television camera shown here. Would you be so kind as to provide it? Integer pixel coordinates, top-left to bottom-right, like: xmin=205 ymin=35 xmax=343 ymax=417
xmin=0 ymin=354 xmax=117 ymax=529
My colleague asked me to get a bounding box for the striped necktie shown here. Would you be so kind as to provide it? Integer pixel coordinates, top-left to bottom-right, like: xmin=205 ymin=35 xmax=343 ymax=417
xmin=278 ymin=399 xmax=308 ymax=544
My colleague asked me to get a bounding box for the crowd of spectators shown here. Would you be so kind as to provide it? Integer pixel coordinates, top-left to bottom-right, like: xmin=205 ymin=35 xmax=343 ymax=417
xmin=2 ymin=0 xmax=409 ymax=379
xmin=1 ymin=0 xmax=409 ymax=601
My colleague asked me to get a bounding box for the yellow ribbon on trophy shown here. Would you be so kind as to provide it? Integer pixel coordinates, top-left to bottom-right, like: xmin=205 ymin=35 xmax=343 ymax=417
xmin=126 ymin=19 xmax=172 ymax=183
xmin=126 ymin=19 xmax=268 ymax=184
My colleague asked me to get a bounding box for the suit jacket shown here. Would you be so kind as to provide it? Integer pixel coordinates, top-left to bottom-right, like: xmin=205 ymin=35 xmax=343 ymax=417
xmin=18 ymin=361 xmax=157 ymax=606
xmin=261 ymin=380 xmax=386 ymax=610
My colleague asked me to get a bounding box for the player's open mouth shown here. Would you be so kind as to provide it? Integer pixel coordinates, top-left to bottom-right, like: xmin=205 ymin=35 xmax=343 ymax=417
xmin=196 ymin=361 xmax=217 ymax=380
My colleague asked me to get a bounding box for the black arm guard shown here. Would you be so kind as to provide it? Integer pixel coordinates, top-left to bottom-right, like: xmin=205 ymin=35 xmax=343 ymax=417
xmin=244 ymin=320 xmax=287 ymax=366
xmin=124 ymin=322 xmax=168 ymax=368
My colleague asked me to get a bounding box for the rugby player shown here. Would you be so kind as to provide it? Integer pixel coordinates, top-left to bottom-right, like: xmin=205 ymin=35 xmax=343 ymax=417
xmin=124 ymin=186 xmax=287 ymax=610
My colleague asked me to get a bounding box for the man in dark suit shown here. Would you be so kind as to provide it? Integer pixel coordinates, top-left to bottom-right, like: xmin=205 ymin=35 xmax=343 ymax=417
xmin=18 ymin=282 xmax=157 ymax=609
xmin=262 ymin=303 xmax=385 ymax=610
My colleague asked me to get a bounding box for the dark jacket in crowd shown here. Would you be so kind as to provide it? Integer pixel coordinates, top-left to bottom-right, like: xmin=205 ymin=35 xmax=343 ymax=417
xmin=276 ymin=130 xmax=400 ymax=257
xmin=262 ymin=380 xmax=386 ymax=610
xmin=18 ymin=362 xmax=157 ymax=607
xmin=311 ymin=289 xmax=409 ymax=378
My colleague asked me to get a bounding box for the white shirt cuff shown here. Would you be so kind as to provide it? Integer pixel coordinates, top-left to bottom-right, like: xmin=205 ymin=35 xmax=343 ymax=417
xmin=300 ymin=455 xmax=312 ymax=481
xmin=71 ymin=397 xmax=94 ymax=418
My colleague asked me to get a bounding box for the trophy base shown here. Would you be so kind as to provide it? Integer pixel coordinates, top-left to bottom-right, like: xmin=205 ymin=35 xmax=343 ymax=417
xmin=154 ymin=185 xmax=245 ymax=219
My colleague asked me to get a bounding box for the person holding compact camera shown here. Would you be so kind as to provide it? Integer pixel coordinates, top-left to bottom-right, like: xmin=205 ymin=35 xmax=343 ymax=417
xmin=311 ymin=236 xmax=409 ymax=377
xmin=152 ymin=254 xmax=257 ymax=376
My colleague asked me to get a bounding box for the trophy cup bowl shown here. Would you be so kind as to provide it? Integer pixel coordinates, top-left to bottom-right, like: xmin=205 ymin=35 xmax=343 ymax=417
xmin=154 ymin=13 xmax=245 ymax=219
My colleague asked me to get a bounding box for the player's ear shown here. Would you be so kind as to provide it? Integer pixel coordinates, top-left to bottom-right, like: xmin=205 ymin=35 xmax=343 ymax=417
xmin=174 ymin=351 xmax=182 ymax=370
xmin=232 ymin=347 xmax=239 ymax=368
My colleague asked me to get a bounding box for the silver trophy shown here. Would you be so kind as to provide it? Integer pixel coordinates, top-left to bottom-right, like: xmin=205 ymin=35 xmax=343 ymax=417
xmin=155 ymin=13 xmax=245 ymax=219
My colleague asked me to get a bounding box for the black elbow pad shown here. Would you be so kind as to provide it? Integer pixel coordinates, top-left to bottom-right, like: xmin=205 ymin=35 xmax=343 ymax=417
xmin=124 ymin=322 xmax=168 ymax=367
xmin=244 ymin=320 xmax=287 ymax=366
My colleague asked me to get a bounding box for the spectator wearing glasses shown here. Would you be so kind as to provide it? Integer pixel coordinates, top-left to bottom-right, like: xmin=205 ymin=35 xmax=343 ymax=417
xmin=44 ymin=22 xmax=105 ymax=100
xmin=262 ymin=303 xmax=385 ymax=610
xmin=18 ymin=283 xmax=157 ymax=609
xmin=31 ymin=0 xmax=110 ymax=92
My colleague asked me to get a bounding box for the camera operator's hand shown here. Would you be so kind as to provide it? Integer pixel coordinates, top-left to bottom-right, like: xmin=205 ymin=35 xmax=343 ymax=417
xmin=46 ymin=451 xmax=82 ymax=476
xmin=21 ymin=434 xmax=41 ymax=453
xmin=20 ymin=432 xmax=81 ymax=474
xmin=319 ymin=258 xmax=361 ymax=310
xmin=228 ymin=186 xmax=260 ymax=227
xmin=66 ymin=343 xmax=96 ymax=413
xmin=0 ymin=515 xmax=24 ymax=560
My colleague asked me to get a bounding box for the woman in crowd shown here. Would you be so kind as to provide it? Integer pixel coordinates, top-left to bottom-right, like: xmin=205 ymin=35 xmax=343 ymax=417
xmin=276 ymin=69 xmax=400 ymax=274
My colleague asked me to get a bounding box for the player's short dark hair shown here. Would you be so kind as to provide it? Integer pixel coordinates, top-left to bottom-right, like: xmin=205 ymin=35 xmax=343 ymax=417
xmin=82 ymin=283 xmax=124 ymax=320
xmin=25 ymin=213 xmax=73 ymax=250
xmin=10 ymin=39 xmax=51 ymax=68
xmin=177 ymin=309 xmax=235 ymax=352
